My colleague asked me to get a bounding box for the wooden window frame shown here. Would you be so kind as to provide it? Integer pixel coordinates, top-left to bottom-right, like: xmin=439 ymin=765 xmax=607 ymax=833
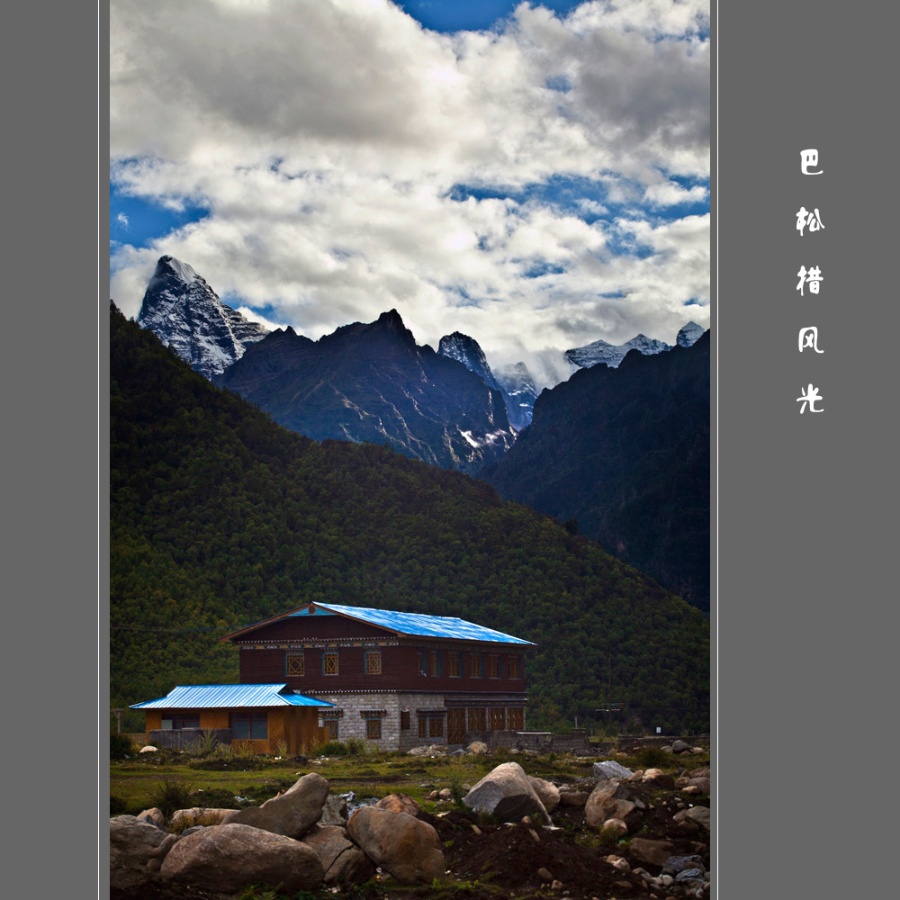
xmin=468 ymin=653 xmax=483 ymax=679
xmin=286 ymin=651 xmax=305 ymax=677
xmin=365 ymin=718 xmax=382 ymax=740
xmin=447 ymin=651 xmax=462 ymax=678
xmin=364 ymin=650 xmax=382 ymax=675
xmin=322 ymin=651 xmax=339 ymax=676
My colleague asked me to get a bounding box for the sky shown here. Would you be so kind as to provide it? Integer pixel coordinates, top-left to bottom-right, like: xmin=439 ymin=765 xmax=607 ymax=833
xmin=110 ymin=0 xmax=710 ymax=387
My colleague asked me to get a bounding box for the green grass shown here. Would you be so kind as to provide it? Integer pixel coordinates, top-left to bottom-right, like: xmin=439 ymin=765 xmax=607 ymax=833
xmin=109 ymin=749 xmax=598 ymax=816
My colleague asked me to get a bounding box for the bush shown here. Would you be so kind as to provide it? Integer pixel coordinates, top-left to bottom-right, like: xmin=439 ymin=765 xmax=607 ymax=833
xmin=110 ymin=733 xmax=135 ymax=760
xmin=315 ymin=740 xmax=350 ymax=757
xmin=636 ymin=746 xmax=668 ymax=769
xmin=151 ymin=779 xmax=194 ymax=820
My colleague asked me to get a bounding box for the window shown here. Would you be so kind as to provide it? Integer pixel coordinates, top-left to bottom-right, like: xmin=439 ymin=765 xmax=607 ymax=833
xmin=447 ymin=652 xmax=462 ymax=678
xmin=417 ymin=650 xmax=427 ymax=676
xmin=365 ymin=650 xmax=382 ymax=675
xmin=428 ymin=650 xmax=441 ymax=676
xmin=322 ymin=709 xmax=343 ymax=741
xmin=507 ymin=708 xmax=525 ymax=730
xmin=488 ymin=655 xmax=502 ymax=679
xmin=286 ymin=652 xmax=305 ymax=676
xmin=467 ymin=707 xmax=486 ymax=731
xmin=323 ymin=651 xmax=339 ymax=675
xmin=418 ymin=716 xmax=427 ymax=738
xmin=506 ymin=655 xmax=522 ymax=679
xmin=366 ymin=718 xmax=382 ymax=740
xmin=429 ymin=716 xmax=444 ymax=738
xmin=361 ymin=710 xmax=386 ymax=741
xmin=468 ymin=653 xmax=483 ymax=678
xmin=161 ymin=713 xmax=200 ymax=731
xmin=488 ymin=707 xmax=506 ymax=731
xmin=400 ymin=710 xmax=411 ymax=730
xmin=231 ymin=711 xmax=268 ymax=740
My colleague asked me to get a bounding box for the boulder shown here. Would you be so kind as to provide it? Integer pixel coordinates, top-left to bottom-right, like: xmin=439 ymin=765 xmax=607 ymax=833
xmin=527 ymin=776 xmax=560 ymax=815
xmin=376 ymin=793 xmax=421 ymax=816
xmin=463 ymin=762 xmax=551 ymax=824
xmin=135 ymin=808 xmax=165 ymax=828
xmin=407 ymin=744 xmax=447 ymax=757
xmin=585 ymin=782 xmax=641 ymax=831
xmin=303 ymin=824 xmax=377 ymax=884
xmin=593 ymin=760 xmax=633 ymax=783
xmin=629 ymin=837 xmax=677 ymax=869
xmin=161 ymin=823 xmax=324 ymax=893
xmin=139 ymin=745 xmax=158 ymax=753
xmin=347 ymin=807 xmax=445 ymax=884
xmin=558 ymin=790 xmax=589 ymax=808
xmin=673 ymin=806 xmax=711 ymax=833
xmin=642 ymin=768 xmax=676 ymax=790
xmin=467 ymin=741 xmax=489 ymax=754
xmin=170 ymin=807 xmax=232 ymax=830
xmin=222 ymin=772 xmax=328 ymax=838
xmin=109 ymin=816 xmax=179 ymax=891
xmin=671 ymin=739 xmax=691 ymax=754
xmin=601 ymin=817 xmax=629 ymax=837
xmin=320 ymin=794 xmax=348 ymax=826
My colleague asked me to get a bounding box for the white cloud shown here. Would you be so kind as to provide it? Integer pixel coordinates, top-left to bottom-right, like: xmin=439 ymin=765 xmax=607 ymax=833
xmin=110 ymin=0 xmax=710 ymax=385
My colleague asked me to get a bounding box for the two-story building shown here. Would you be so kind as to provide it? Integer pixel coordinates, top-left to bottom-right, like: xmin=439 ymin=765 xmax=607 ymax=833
xmin=224 ymin=602 xmax=534 ymax=751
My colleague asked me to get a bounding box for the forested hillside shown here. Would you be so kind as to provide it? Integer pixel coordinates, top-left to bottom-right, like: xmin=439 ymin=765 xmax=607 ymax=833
xmin=110 ymin=304 xmax=709 ymax=733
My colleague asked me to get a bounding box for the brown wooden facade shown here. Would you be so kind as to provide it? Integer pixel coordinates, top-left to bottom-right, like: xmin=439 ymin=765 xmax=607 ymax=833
xmin=233 ymin=613 xmax=528 ymax=696
xmin=141 ymin=706 xmax=327 ymax=756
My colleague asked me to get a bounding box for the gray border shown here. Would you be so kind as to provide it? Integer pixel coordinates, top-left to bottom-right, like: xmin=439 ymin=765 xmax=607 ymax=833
xmin=5 ymin=2 xmax=102 ymax=895
xmin=719 ymin=2 xmax=898 ymax=896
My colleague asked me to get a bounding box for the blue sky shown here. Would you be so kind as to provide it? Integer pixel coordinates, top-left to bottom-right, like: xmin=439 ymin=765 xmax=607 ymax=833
xmin=110 ymin=0 xmax=710 ymax=386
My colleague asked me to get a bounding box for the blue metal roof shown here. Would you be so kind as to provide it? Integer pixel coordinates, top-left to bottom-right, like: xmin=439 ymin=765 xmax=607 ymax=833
xmin=130 ymin=684 xmax=334 ymax=710
xmin=303 ymin=603 xmax=533 ymax=645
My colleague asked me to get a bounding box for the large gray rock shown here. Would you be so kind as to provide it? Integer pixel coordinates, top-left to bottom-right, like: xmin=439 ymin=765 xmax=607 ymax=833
xmin=303 ymin=824 xmax=377 ymax=884
xmin=593 ymin=760 xmax=633 ymax=782
xmin=463 ymin=762 xmax=551 ymax=824
xmin=347 ymin=806 xmax=445 ymax=884
xmin=160 ymin=823 xmax=324 ymax=893
xmin=222 ymin=772 xmax=328 ymax=838
xmin=109 ymin=816 xmax=179 ymax=891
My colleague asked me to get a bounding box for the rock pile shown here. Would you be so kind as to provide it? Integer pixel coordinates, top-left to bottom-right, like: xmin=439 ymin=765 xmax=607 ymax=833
xmin=111 ymin=757 xmax=711 ymax=898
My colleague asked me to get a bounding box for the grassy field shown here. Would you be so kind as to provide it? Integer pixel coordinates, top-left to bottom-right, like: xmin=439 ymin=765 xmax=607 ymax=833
xmin=109 ymin=743 xmax=621 ymax=818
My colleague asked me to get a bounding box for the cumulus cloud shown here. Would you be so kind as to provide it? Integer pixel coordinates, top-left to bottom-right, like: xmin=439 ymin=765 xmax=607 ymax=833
xmin=110 ymin=0 xmax=710 ymax=385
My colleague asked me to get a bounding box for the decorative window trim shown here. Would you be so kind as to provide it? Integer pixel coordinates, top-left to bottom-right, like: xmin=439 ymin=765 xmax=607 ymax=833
xmin=364 ymin=650 xmax=382 ymax=675
xmin=286 ymin=651 xmax=305 ymax=677
xmin=323 ymin=650 xmax=339 ymax=676
xmin=360 ymin=709 xmax=388 ymax=718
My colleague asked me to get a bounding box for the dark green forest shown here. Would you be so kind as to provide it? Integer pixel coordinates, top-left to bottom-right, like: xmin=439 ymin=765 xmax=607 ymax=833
xmin=110 ymin=304 xmax=709 ymax=734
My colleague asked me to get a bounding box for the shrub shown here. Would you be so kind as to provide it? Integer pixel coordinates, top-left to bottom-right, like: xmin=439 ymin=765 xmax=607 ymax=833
xmin=636 ymin=746 xmax=668 ymax=769
xmin=315 ymin=740 xmax=349 ymax=757
xmin=345 ymin=737 xmax=367 ymax=756
xmin=110 ymin=733 xmax=135 ymax=760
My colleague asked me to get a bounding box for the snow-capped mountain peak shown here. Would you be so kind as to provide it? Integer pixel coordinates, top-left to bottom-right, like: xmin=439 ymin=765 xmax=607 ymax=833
xmin=136 ymin=256 xmax=270 ymax=379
